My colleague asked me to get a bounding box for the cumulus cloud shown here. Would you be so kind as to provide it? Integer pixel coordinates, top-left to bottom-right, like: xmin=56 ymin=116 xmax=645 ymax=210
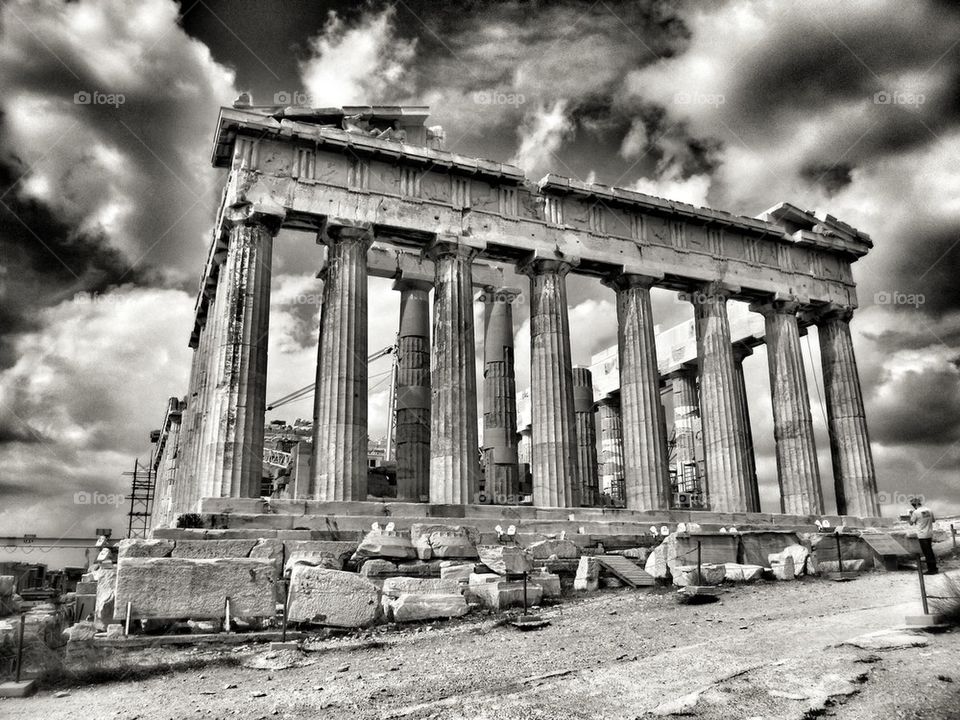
xmin=300 ymin=7 xmax=417 ymax=107
xmin=511 ymin=100 xmax=575 ymax=177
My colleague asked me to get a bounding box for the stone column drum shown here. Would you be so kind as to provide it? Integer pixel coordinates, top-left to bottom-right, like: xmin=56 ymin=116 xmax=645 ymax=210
xmin=429 ymin=238 xmax=482 ymax=504
xmin=481 ymin=286 xmax=521 ymax=504
xmin=732 ymin=344 xmax=761 ymax=513
xmin=596 ymin=394 xmax=625 ymax=502
xmin=814 ymin=306 xmax=880 ymax=517
xmin=201 ymin=213 xmax=277 ymax=499
xmin=310 ymin=223 xmax=374 ymax=501
xmin=606 ymin=273 xmax=671 ymax=511
xmin=752 ymin=300 xmax=823 ymax=515
xmin=521 ymin=256 xmax=580 ymax=508
xmin=669 ymin=365 xmax=701 ymax=504
xmin=691 ymin=284 xmax=753 ymax=512
xmin=572 ymin=367 xmax=599 ymax=507
xmin=393 ymin=278 xmax=432 ymax=501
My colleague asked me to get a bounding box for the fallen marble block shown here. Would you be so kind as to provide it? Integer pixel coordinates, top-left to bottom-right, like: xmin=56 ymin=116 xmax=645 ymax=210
xmin=287 ymin=566 xmax=379 ymax=628
xmin=387 ymin=593 xmax=469 ymax=622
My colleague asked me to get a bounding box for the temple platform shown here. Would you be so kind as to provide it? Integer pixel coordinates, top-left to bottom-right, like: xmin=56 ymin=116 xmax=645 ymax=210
xmin=151 ymin=498 xmax=897 ymax=545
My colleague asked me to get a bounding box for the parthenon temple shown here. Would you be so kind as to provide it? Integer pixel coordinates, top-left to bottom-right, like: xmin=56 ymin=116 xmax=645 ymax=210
xmin=151 ymin=103 xmax=882 ymax=532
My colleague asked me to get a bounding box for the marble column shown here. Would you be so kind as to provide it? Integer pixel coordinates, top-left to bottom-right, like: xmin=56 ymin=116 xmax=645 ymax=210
xmin=691 ymin=283 xmax=752 ymax=512
xmin=481 ymin=286 xmax=521 ymax=504
xmin=596 ymin=394 xmax=625 ymax=503
xmin=605 ymin=273 xmax=671 ymax=511
xmin=201 ymin=213 xmax=277 ymax=499
xmin=521 ymin=256 xmax=579 ymax=508
xmin=393 ymin=278 xmax=432 ymax=502
xmin=172 ymin=339 xmax=205 ymax=515
xmin=752 ymin=300 xmax=823 ymax=515
xmin=310 ymin=222 xmax=374 ymax=501
xmin=669 ymin=364 xmax=701 ymax=501
xmin=428 ymin=238 xmax=482 ymax=504
xmin=732 ymin=344 xmax=761 ymax=513
xmin=813 ymin=306 xmax=880 ymax=517
xmin=572 ymin=367 xmax=598 ymax=507
xmin=517 ymin=423 xmax=533 ymax=493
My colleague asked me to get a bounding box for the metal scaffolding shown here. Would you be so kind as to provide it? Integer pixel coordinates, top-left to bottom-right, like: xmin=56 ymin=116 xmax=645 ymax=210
xmin=123 ymin=458 xmax=155 ymax=538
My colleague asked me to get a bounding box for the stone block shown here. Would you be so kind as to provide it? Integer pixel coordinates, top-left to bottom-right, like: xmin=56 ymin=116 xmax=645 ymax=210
xmin=396 ymin=560 xmax=442 ymax=577
xmin=170 ymin=539 xmax=257 ymax=559
xmin=469 ymin=573 xmax=500 ymax=585
xmin=381 ymin=577 xmax=460 ymax=598
xmin=0 ymin=576 xmax=16 ymax=596
xmin=738 ymin=532 xmax=801 ymax=566
xmin=673 ymin=563 xmax=726 ymax=587
xmin=249 ymin=538 xmax=284 ymax=574
xmin=285 ymin=540 xmax=357 ymax=566
xmin=359 ymin=559 xmax=399 ymax=578
xmin=117 ymin=538 xmax=175 ymax=559
xmin=352 ymin=530 xmax=417 ymax=560
xmin=286 ymin=566 xmax=379 ymax=628
xmin=75 ymin=581 xmax=98 ymax=595
xmin=574 ymin=556 xmax=600 ymax=591
xmin=771 ymin=557 xmax=795 ymax=581
xmin=439 ymin=562 xmax=476 ymax=582
xmin=767 ymin=543 xmax=813 ymax=577
xmin=470 ymin=580 xmax=543 ymax=610
xmin=410 ymin=523 xmax=480 ymax=560
xmin=525 ymin=538 xmax=580 ymax=560
xmin=95 ymin=567 xmax=117 ymax=628
xmin=818 ymin=559 xmax=866 ymax=573
xmin=114 ymin=558 xmax=276 ymax=619
xmin=477 ymin=545 xmax=534 ymax=575
xmin=389 ymin=593 xmax=469 ymax=622
xmin=723 ymin=563 xmax=764 ymax=582
xmin=529 ymin=571 xmax=561 ymax=599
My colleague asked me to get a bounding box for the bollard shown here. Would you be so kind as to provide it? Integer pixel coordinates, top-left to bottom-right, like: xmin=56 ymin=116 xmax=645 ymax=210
xmin=916 ymin=555 xmax=930 ymax=615
xmin=952 ymin=524 xmax=957 ymax=550
xmin=696 ymin=541 xmax=703 ymax=586
xmin=15 ymin=612 xmax=25 ymax=683
xmin=835 ymin=533 xmax=844 ymax=573
xmin=281 ymin=577 xmax=291 ymax=643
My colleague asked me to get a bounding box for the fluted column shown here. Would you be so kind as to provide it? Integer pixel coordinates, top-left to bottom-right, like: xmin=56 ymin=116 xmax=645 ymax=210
xmin=201 ymin=212 xmax=278 ymax=499
xmin=172 ymin=339 xmax=205 ymax=515
xmin=393 ymin=278 xmax=432 ymax=502
xmin=596 ymin=394 xmax=625 ymax=503
xmin=669 ymin=364 xmax=699 ymax=476
xmin=572 ymin=367 xmax=598 ymax=507
xmin=517 ymin=423 xmax=533 ymax=493
xmin=605 ymin=273 xmax=670 ymax=511
xmin=429 ymin=238 xmax=482 ymax=504
xmin=310 ymin=222 xmax=374 ymax=501
xmin=521 ymin=256 xmax=579 ymax=508
xmin=691 ymin=283 xmax=752 ymax=512
xmin=481 ymin=286 xmax=521 ymax=504
xmin=812 ymin=306 xmax=880 ymax=517
xmin=732 ymin=344 xmax=761 ymax=512
xmin=752 ymin=300 xmax=823 ymax=515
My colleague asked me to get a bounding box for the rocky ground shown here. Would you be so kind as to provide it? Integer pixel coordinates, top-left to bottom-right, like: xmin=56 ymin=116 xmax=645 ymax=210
xmin=2 ymin=564 xmax=959 ymax=720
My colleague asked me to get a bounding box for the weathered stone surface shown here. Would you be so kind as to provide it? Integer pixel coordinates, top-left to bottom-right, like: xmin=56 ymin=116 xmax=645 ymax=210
xmin=526 ymin=538 xmax=580 ymax=560
xmin=818 ymin=559 xmax=866 ymax=573
xmin=94 ymin=567 xmax=117 ymax=628
xmin=673 ymin=563 xmax=726 ymax=587
xmin=390 ymin=593 xmax=469 ymax=622
xmin=723 ymin=563 xmax=764 ymax=582
xmin=574 ymin=556 xmax=600 ymax=591
xmin=530 ymin=571 xmax=562 ymax=598
xmin=352 ymin=530 xmax=416 ymax=561
xmin=396 ymin=560 xmax=441 ymax=577
xmin=410 ymin=524 xmax=479 ymax=559
xmin=0 ymin=576 xmax=15 ymax=596
xmin=621 ymin=547 xmax=651 ymax=563
xmin=117 ymin=539 xmax=175 ymax=559
xmin=249 ymin=538 xmax=284 ymax=574
xmin=381 ymin=577 xmax=460 ymax=598
xmin=359 ymin=559 xmax=399 ymax=578
xmin=439 ymin=562 xmax=476 ymax=582
xmin=287 ymin=566 xmax=379 ymax=627
xmin=286 ymin=552 xmax=342 ymax=574
xmin=115 ymin=558 xmax=276 ymax=619
xmin=471 ymin=580 xmax=543 ymax=610
xmin=170 ymin=539 xmax=257 ymax=559
xmin=469 ymin=573 xmax=500 ymax=585
xmin=285 ymin=540 xmax=357 ymax=566
xmin=768 ymin=544 xmax=814 ymax=576
xmin=771 ymin=556 xmax=795 ymax=580
xmin=477 ymin=545 xmax=534 ymax=575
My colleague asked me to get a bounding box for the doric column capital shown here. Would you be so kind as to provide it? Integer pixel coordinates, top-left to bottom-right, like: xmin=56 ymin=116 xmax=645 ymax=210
xmin=681 ymin=280 xmax=740 ymax=306
xmin=392 ymin=277 xmax=433 ymax=294
xmin=731 ymin=342 xmax=754 ymax=363
xmin=479 ymin=285 xmax=523 ymax=305
xmin=321 ymin=220 xmax=374 ymax=246
xmin=517 ymin=251 xmax=579 ymax=278
xmin=593 ymin=392 xmax=621 ymax=410
xmin=665 ymin=361 xmax=699 ymax=380
xmin=799 ymin=302 xmax=855 ymax=325
xmin=749 ymin=298 xmax=803 ymax=317
xmin=224 ymin=200 xmax=285 ymax=233
xmin=602 ymin=271 xmax=661 ymax=292
xmin=426 ymin=235 xmax=484 ymax=262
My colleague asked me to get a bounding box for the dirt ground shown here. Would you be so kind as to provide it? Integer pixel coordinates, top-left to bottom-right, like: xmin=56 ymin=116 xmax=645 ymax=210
xmin=3 ymin=568 xmax=959 ymax=720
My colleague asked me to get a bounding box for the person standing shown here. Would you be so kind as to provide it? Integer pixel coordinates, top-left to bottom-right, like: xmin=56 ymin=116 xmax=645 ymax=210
xmin=909 ymin=497 xmax=938 ymax=575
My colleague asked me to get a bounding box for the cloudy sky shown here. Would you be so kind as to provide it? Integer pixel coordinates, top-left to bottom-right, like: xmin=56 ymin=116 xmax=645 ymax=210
xmin=1 ymin=0 xmax=959 ymax=559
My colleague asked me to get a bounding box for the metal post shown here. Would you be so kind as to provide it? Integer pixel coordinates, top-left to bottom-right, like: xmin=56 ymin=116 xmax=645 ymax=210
xmin=835 ymin=533 xmax=843 ymax=573
xmin=522 ymin=572 xmax=528 ymax=614
xmin=124 ymin=601 xmax=132 ymax=636
xmin=697 ymin=540 xmax=702 ymax=585
xmin=15 ymin=612 xmax=25 ymax=683
xmin=952 ymin=524 xmax=957 ymax=550
xmin=917 ymin=556 xmax=930 ymax=615
xmin=281 ymin=577 xmax=291 ymax=642
xmin=224 ymin=597 xmax=232 ymax=633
